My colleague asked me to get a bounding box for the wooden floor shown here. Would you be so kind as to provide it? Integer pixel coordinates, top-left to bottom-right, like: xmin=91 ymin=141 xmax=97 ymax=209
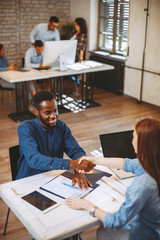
xmin=0 ymin=87 xmax=160 ymax=240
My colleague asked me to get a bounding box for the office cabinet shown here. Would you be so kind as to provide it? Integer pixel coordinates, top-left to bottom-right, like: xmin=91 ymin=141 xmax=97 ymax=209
xmin=89 ymin=51 xmax=125 ymax=94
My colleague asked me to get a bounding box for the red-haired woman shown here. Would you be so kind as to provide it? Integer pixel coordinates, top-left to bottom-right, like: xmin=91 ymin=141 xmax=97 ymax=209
xmin=65 ymin=118 xmax=160 ymax=240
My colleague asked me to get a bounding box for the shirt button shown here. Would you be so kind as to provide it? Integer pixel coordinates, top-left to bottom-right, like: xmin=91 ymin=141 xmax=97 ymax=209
xmin=62 ymin=166 xmax=64 ymax=170
xmin=50 ymin=166 xmax=52 ymax=169
xmin=49 ymin=144 xmax=51 ymax=147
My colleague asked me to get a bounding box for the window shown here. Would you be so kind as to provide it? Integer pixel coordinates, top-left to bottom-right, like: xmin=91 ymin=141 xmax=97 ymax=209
xmin=98 ymin=0 xmax=129 ymax=55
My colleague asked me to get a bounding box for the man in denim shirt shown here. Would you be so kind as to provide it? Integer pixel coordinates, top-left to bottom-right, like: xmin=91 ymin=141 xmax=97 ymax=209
xmin=16 ymin=91 xmax=95 ymax=190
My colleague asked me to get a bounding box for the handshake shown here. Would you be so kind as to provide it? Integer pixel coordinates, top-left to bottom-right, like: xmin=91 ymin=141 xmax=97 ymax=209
xmin=69 ymin=156 xmax=95 ymax=172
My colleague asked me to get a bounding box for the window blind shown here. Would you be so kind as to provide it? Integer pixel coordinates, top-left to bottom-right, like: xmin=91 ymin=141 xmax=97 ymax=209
xmin=99 ymin=0 xmax=129 ymax=55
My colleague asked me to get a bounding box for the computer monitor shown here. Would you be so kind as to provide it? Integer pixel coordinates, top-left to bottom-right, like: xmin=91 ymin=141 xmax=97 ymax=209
xmin=42 ymin=40 xmax=77 ymax=67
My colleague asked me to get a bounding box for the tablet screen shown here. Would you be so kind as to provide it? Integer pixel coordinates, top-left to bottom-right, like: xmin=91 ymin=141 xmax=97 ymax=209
xmin=21 ymin=191 xmax=59 ymax=213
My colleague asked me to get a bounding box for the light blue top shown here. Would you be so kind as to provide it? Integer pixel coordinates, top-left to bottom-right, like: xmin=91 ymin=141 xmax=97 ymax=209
xmin=29 ymin=23 xmax=60 ymax=44
xmin=25 ymin=47 xmax=43 ymax=68
xmin=103 ymin=158 xmax=160 ymax=240
xmin=0 ymin=56 xmax=8 ymax=71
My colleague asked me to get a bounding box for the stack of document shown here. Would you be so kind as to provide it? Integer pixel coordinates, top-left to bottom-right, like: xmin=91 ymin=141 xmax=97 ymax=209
xmin=67 ymin=60 xmax=103 ymax=71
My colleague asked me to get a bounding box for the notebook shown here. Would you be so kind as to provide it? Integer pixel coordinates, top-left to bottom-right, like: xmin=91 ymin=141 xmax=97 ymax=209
xmin=100 ymin=130 xmax=136 ymax=179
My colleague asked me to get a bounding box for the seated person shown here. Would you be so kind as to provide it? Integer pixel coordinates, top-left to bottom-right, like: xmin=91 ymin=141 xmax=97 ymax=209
xmin=65 ymin=118 xmax=160 ymax=240
xmin=0 ymin=43 xmax=16 ymax=88
xmin=24 ymin=40 xmax=51 ymax=106
xmin=16 ymin=90 xmax=95 ymax=190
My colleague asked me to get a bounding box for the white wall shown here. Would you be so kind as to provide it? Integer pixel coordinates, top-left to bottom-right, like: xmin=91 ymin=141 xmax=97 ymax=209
xmin=70 ymin=0 xmax=98 ymax=58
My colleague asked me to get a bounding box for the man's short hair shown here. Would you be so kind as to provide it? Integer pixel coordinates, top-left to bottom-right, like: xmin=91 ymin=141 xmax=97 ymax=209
xmin=33 ymin=91 xmax=54 ymax=110
xmin=35 ymin=40 xmax=43 ymax=48
xmin=0 ymin=44 xmax=4 ymax=52
xmin=49 ymin=16 xmax=59 ymax=23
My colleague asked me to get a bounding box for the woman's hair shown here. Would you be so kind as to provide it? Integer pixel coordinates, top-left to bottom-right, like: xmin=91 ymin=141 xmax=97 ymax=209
xmin=135 ymin=118 xmax=160 ymax=195
xmin=75 ymin=17 xmax=87 ymax=35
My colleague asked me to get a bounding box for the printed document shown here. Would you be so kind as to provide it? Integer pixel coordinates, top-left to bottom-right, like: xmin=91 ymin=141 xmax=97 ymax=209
xmin=40 ymin=175 xmax=93 ymax=199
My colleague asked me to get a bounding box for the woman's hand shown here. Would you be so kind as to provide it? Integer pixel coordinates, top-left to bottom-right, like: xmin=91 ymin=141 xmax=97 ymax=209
xmin=65 ymin=197 xmax=93 ymax=211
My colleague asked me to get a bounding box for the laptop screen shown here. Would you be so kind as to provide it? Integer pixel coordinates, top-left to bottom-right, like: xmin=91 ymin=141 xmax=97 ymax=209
xmin=100 ymin=130 xmax=136 ymax=159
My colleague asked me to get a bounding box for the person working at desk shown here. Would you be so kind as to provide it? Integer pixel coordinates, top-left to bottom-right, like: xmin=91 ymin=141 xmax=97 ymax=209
xmin=65 ymin=118 xmax=160 ymax=240
xmin=16 ymin=90 xmax=95 ymax=190
xmin=25 ymin=40 xmax=51 ymax=103
xmin=0 ymin=43 xmax=16 ymax=88
xmin=30 ymin=16 xmax=60 ymax=46
xmin=70 ymin=18 xmax=87 ymax=94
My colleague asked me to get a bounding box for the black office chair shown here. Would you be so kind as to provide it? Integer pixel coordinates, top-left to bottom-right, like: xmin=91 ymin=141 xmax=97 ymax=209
xmin=3 ymin=145 xmax=20 ymax=236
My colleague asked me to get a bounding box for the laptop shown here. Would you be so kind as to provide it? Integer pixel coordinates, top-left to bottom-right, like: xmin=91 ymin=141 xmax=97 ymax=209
xmin=100 ymin=130 xmax=136 ymax=179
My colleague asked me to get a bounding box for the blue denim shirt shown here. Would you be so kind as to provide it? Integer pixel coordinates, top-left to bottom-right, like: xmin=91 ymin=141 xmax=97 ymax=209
xmin=103 ymin=158 xmax=160 ymax=240
xmin=24 ymin=47 xmax=43 ymax=68
xmin=29 ymin=23 xmax=60 ymax=44
xmin=0 ymin=56 xmax=8 ymax=71
xmin=16 ymin=117 xmax=86 ymax=179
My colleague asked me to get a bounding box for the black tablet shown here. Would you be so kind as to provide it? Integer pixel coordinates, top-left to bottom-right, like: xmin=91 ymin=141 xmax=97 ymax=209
xmin=21 ymin=190 xmax=60 ymax=213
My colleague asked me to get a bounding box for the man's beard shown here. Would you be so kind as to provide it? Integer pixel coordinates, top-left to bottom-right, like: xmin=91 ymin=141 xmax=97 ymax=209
xmin=39 ymin=113 xmax=56 ymax=129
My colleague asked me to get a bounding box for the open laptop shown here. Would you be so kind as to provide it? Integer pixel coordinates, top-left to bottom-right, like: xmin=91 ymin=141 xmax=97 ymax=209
xmin=100 ymin=130 xmax=136 ymax=179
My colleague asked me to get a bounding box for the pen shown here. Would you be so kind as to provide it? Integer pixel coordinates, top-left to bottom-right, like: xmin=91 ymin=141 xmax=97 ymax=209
xmin=62 ymin=182 xmax=78 ymax=189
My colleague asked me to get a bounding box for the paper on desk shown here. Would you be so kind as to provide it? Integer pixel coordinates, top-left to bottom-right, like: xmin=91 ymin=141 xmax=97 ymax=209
xmin=84 ymin=60 xmax=103 ymax=68
xmin=98 ymin=177 xmax=126 ymax=203
xmin=67 ymin=63 xmax=90 ymax=71
xmin=40 ymin=175 xmax=92 ymax=199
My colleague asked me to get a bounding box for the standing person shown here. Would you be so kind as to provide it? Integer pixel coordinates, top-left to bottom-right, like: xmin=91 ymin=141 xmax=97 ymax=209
xmin=16 ymin=90 xmax=95 ymax=190
xmin=71 ymin=17 xmax=87 ymax=63
xmin=70 ymin=17 xmax=87 ymax=93
xmin=65 ymin=118 xmax=160 ymax=240
xmin=0 ymin=44 xmax=16 ymax=88
xmin=30 ymin=16 xmax=60 ymax=46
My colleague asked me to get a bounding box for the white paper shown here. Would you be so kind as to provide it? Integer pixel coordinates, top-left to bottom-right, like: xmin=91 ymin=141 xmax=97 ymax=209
xmin=40 ymin=175 xmax=93 ymax=199
xmin=84 ymin=60 xmax=103 ymax=68
xmin=67 ymin=63 xmax=90 ymax=71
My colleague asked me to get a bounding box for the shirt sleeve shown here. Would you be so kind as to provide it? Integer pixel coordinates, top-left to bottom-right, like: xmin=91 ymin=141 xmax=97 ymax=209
xmin=24 ymin=49 xmax=40 ymax=68
xmin=55 ymin=29 xmax=60 ymax=41
xmin=103 ymin=179 xmax=149 ymax=230
xmin=30 ymin=24 xmax=39 ymax=44
xmin=0 ymin=57 xmax=8 ymax=71
xmin=78 ymin=34 xmax=87 ymax=51
xmin=0 ymin=66 xmax=7 ymax=71
xmin=59 ymin=121 xmax=86 ymax=160
xmin=18 ymin=123 xmax=70 ymax=171
xmin=123 ymin=158 xmax=145 ymax=175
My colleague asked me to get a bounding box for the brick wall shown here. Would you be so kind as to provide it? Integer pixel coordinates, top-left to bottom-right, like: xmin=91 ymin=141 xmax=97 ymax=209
xmin=0 ymin=0 xmax=70 ymax=67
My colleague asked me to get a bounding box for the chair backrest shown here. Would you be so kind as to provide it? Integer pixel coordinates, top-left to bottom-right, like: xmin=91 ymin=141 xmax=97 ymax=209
xmin=9 ymin=145 xmax=20 ymax=181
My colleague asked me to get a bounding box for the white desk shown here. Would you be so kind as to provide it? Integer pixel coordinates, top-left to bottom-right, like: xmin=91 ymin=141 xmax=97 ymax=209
xmin=0 ymin=168 xmax=130 ymax=240
xmin=0 ymin=63 xmax=114 ymax=121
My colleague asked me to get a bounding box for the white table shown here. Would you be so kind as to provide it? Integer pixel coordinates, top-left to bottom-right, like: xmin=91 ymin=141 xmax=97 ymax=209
xmin=0 ymin=168 xmax=131 ymax=240
xmin=0 ymin=63 xmax=114 ymax=121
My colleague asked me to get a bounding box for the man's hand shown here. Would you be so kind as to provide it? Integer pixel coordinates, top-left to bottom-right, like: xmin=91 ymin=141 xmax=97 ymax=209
xmin=72 ymin=171 xmax=92 ymax=190
xmin=8 ymin=64 xmax=16 ymax=71
xmin=69 ymin=157 xmax=95 ymax=172
xmin=39 ymin=64 xmax=51 ymax=69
